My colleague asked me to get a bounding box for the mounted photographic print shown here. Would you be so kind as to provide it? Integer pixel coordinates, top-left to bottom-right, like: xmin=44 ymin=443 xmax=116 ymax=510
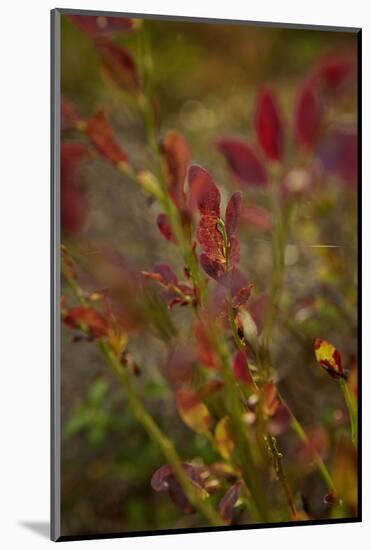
xmin=51 ymin=8 xmax=361 ymax=542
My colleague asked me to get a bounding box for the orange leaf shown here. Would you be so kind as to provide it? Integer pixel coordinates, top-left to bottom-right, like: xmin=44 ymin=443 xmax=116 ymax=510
xmin=176 ymin=389 xmax=212 ymax=434
xmin=63 ymin=306 xmax=109 ymax=339
xmin=86 ymin=110 xmax=129 ymax=166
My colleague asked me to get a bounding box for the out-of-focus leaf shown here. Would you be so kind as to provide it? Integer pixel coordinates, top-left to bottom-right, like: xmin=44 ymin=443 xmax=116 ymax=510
xmin=161 ymin=131 xmax=191 ymax=208
xmin=176 ymin=388 xmax=212 ymax=434
xmin=151 ymin=463 xmax=206 ymax=513
xmin=86 ymin=110 xmax=129 ymax=166
xmin=156 ymin=213 xmax=176 ymax=243
xmin=63 ymin=306 xmax=110 ymax=339
xmin=295 ymin=82 xmax=322 ymax=149
xmin=232 ymin=350 xmax=253 ymax=386
xmin=241 ymin=203 xmax=272 ymax=232
xmin=68 ymin=14 xmax=138 ymax=36
xmin=218 ymin=480 xmax=243 ymax=524
xmin=225 ymin=191 xmax=242 ymax=240
xmin=254 ymin=88 xmax=283 ymax=162
xmin=216 ymin=139 xmax=267 ymax=187
xmin=215 ymin=417 xmax=234 ymax=460
xmin=95 ymin=36 xmax=140 ymax=94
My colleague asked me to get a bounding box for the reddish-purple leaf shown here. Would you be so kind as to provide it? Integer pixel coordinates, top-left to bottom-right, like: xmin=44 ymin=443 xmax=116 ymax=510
xmin=68 ymin=15 xmax=137 ymax=36
xmin=316 ymin=54 xmax=354 ymax=94
xmin=61 ymin=97 xmax=82 ymax=131
xmin=161 ymin=131 xmax=191 ymax=208
xmin=218 ymin=480 xmax=243 ymax=524
xmin=295 ymin=82 xmax=322 ymax=150
xmin=151 ymin=463 xmax=205 ymax=513
xmin=241 ymin=203 xmax=272 ymax=232
xmin=217 ymin=139 xmax=268 ymax=187
xmin=225 ymin=191 xmax=242 ymax=240
xmin=319 ymin=128 xmax=357 ymax=186
xmin=157 ymin=213 xmax=176 ymax=244
xmin=188 ymin=165 xmax=221 ymax=216
xmin=220 ymin=269 xmax=252 ymax=308
xmin=86 ymin=110 xmax=129 ymax=166
xmin=267 ymin=403 xmax=291 ymax=436
xmin=61 ymin=142 xmax=89 ymax=187
xmin=61 ymin=185 xmax=88 ymax=235
xmin=95 ymin=36 xmax=140 ymax=93
xmin=197 ymin=215 xmax=225 ymax=262
xmin=199 ymin=254 xmax=225 ymax=281
xmin=229 ymin=238 xmax=240 ymax=267
xmin=255 ymin=88 xmax=283 ymax=162
xmin=153 ymin=263 xmax=178 ymax=285
xmin=232 ymin=350 xmax=253 ymax=386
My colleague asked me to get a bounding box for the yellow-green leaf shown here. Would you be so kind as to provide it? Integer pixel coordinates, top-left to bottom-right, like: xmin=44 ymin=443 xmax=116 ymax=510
xmin=215 ymin=417 xmax=234 ymax=460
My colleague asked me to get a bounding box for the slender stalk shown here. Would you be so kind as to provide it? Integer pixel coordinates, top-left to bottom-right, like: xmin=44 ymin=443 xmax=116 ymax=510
xmin=266 ymin=434 xmax=297 ymax=519
xmin=339 ymin=378 xmax=358 ymax=447
xmin=289 ymin=409 xmax=335 ymax=492
xmin=98 ymin=342 xmax=222 ymax=525
xmin=62 ymin=266 xmax=221 ymax=526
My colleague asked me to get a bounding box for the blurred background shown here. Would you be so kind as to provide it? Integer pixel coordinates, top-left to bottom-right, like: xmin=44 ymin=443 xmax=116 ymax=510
xmin=60 ymin=14 xmax=358 ymax=536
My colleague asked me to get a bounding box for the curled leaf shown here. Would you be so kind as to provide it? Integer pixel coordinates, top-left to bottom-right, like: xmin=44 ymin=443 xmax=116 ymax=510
xmin=314 ymin=338 xmax=345 ymax=380
xmin=188 ymin=165 xmax=221 ymax=216
xmin=176 ymin=388 xmax=212 ymax=434
xmin=218 ymin=480 xmax=243 ymax=524
xmin=217 ymin=139 xmax=267 ymax=187
xmin=86 ymin=110 xmax=129 ymax=166
xmin=255 ymin=88 xmax=283 ymax=162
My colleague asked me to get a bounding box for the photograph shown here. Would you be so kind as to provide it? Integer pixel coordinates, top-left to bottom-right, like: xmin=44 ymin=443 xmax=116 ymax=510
xmin=54 ymin=9 xmax=360 ymax=540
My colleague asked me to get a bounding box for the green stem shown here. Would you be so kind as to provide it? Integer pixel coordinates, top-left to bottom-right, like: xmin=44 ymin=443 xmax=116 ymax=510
xmin=289 ymin=410 xmax=335 ymax=492
xmin=266 ymin=434 xmax=297 ymax=519
xmin=98 ymin=342 xmax=222 ymax=526
xmin=339 ymin=378 xmax=358 ymax=447
xmin=62 ymin=266 xmax=221 ymax=526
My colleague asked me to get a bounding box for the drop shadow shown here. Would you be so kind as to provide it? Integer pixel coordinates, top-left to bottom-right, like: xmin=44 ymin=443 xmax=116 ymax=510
xmin=19 ymin=521 xmax=50 ymax=539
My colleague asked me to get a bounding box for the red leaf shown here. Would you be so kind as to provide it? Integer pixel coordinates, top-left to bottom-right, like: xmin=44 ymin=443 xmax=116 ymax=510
xmin=157 ymin=213 xmax=176 ymax=244
xmin=68 ymin=14 xmax=137 ymax=36
xmin=86 ymin=110 xmax=129 ymax=166
xmin=161 ymin=131 xmax=191 ymax=208
xmin=295 ymin=82 xmax=322 ymax=150
xmin=229 ymin=238 xmax=240 ymax=267
xmin=267 ymin=404 xmax=290 ymax=436
xmin=217 ymin=139 xmax=267 ymax=187
xmin=194 ymin=320 xmax=219 ymax=368
xmin=61 ymin=186 xmax=88 ymax=235
xmin=188 ymin=165 xmax=221 ymax=216
xmin=316 ymin=54 xmax=354 ymax=94
xmin=255 ymin=88 xmax=283 ymax=162
xmin=197 ymin=215 xmax=225 ymax=263
xmin=63 ymin=306 xmax=109 ymax=339
xmin=241 ymin=203 xmax=272 ymax=232
xmin=232 ymin=350 xmax=253 ymax=386
xmin=95 ymin=36 xmax=140 ymax=93
xmin=151 ymin=463 xmax=205 ymax=513
xmin=61 ymin=142 xmax=89 ymax=186
xmin=199 ymin=254 xmax=225 ymax=281
xmin=218 ymin=480 xmax=243 ymax=524
xmin=319 ymin=128 xmax=357 ymax=186
xmin=261 ymin=382 xmax=279 ymax=417
xmin=219 ymin=269 xmax=252 ymax=307
xmin=153 ymin=263 xmax=178 ymax=285
xmin=225 ymin=191 xmax=242 ymax=240
xmin=61 ymin=97 xmax=82 ymax=131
